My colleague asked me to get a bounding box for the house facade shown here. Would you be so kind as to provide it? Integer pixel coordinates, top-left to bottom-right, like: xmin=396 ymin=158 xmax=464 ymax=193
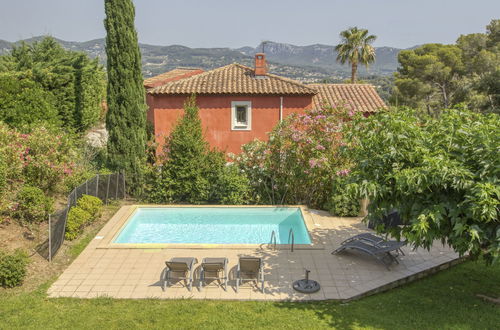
xmin=145 ymin=54 xmax=386 ymax=154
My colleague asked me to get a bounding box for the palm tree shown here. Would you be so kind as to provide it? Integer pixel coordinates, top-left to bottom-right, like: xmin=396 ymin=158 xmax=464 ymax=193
xmin=335 ymin=27 xmax=377 ymax=83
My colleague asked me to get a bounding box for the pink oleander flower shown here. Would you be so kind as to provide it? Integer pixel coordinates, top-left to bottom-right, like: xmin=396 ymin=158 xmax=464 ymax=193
xmin=309 ymin=159 xmax=319 ymax=168
xmin=336 ymin=169 xmax=351 ymax=176
xmin=316 ymin=144 xmax=325 ymax=150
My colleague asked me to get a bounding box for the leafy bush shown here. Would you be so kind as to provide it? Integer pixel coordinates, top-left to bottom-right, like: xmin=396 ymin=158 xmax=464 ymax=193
xmin=0 ymin=249 xmax=29 ymax=288
xmin=77 ymin=195 xmax=103 ymax=218
xmin=324 ymin=178 xmax=360 ymax=217
xmin=235 ymin=105 xmax=354 ymax=208
xmin=65 ymin=207 xmax=92 ymax=240
xmin=148 ymin=97 xmax=250 ymax=204
xmin=347 ymin=107 xmax=500 ymax=263
xmin=11 ymin=186 xmax=53 ymax=223
xmin=210 ymin=163 xmax=251 ymax=205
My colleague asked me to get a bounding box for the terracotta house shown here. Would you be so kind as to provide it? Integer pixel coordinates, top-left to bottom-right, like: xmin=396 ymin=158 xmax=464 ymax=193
xmin=145 ymin=54 xmax=386 ymax=154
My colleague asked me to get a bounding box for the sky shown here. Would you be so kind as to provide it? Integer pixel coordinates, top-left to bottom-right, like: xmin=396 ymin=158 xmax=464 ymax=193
xmin=0 ymin=0 xmax=499 ymax=49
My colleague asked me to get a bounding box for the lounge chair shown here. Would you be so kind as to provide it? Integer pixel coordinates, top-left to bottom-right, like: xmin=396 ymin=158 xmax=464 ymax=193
xmin=339 ymin=233 xmax=406 ymax=255
xmin=163 ymin=257 xmax=198 ymax=291
xmin=199 ymin=257 xmax=228 ymax=291
xmin=236 ymin=257 xmax=264 ymax=293
xmin=332 ymin=240 xmax=405 ymax=270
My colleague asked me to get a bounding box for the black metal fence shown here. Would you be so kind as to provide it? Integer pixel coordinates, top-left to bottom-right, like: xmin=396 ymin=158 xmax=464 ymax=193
xmin=38 ymin=172 xmax=126 ymax=261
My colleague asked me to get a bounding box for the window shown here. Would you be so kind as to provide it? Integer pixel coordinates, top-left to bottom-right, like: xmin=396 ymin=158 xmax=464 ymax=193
xmin=231 ymin=101 xmax=252 ymax=130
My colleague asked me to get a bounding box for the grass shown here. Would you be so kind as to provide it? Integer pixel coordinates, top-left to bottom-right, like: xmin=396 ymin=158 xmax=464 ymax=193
xmin=0 ymin=260 xmax=499 ymax=329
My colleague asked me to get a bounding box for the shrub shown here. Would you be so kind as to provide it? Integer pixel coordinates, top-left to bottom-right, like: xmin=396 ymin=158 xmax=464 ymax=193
xmin=0 ymin=249 xmax=29 ymax=288
xmin=148 ymin=96 xmax=251 ymax=205
xmin=65 ymin=206 xmax=92 ymax=240
xmin=77 ymin=195 xmax=103 ymax=218
xmin=347 ymin=108 xmax=500 ymax=263
xmin=210 ymin=163 xmax=251 ymax=205
xmin=324 ymin=179 xmax=360 ymax=217
xmin=236 ymin=104 xmax=354 ymax=208
xmin=12 ymin=186 xmax=53 ymax=223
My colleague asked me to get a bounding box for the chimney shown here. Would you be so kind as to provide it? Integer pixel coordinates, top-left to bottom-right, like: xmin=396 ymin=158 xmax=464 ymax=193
xmin=254 ymin=53 xmax=267 ymax=76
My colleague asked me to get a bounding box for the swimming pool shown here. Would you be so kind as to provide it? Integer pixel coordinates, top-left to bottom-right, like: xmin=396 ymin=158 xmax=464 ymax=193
xmin=113 ymin=207 xmax=311 ymax=245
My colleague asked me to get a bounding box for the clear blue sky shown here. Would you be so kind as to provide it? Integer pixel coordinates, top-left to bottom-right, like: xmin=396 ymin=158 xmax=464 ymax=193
xmin=1 ymin=0 xmax=499 ymax=48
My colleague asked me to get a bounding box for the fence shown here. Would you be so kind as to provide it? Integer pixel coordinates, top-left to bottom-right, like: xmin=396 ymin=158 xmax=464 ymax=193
xmin=38 ymin=172 xmax=126 ymax=261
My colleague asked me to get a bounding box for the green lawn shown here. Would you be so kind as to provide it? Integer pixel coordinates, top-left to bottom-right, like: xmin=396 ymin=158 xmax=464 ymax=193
xmin=0 ymin=260 xmax=499 ymax=330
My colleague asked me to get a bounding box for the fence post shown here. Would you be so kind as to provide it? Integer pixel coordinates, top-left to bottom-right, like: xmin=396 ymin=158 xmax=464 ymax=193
xmin=115 ymin=173 xmax=119 ymax=199
xmin=122 ymin=171 xmax=126 ymax=199
xmin=105 ymin=175 xmax=110 ymax=204
xmin=95 ymin=174 xmax=99 ymax=197
xmin=85 ymin=179 xmax=88 ymax=195
xmin=48 ymin=214 xmax=52 ymax=262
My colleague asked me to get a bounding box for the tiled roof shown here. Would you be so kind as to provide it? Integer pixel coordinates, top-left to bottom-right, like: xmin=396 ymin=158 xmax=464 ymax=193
xmin=148 ymin=63 xmax=317 ymax=95
xmin=309 ymin=84 xmax=387 ymax=113
xmin=143 ymin=68 xmax=204 ymax=88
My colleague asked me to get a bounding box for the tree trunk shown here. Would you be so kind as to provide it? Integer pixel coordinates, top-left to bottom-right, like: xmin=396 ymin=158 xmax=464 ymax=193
xmin=351 ymin=61 xmax=358 ymax=83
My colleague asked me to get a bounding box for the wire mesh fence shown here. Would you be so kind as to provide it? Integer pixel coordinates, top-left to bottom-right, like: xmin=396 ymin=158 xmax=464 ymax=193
xmin=38 ymin=172 xmax=126 ymax=261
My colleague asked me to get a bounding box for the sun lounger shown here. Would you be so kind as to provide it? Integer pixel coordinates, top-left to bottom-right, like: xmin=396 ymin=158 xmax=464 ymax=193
xmin=339 ymin=233 xmax=406 ymax=255
xmin=236 ymin=257 xmax=264 ymax=293
xmin=199 ymin=257 xmax=228 ymax=291
xmin=332 ymin=240 xmax=405 ymax=270
xmin=163 ymin=257 xmax=198 ymax=291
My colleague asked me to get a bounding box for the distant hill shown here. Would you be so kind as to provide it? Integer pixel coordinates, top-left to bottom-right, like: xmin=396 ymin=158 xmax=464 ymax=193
xmin=0 ymin=36 xmax=410 ymax=82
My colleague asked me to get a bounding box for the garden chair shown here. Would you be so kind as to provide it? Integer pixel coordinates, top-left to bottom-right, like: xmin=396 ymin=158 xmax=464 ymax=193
xmin=236 ymin=257 xmax=264 ymax=293
xmin=198 ymin=257 xmax=228 ymax=291
xmin=163 ymin=257 xmax=198 ymax=291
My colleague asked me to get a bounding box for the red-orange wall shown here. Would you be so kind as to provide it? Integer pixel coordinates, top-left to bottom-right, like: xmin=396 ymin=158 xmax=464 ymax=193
xmin=147 ymin=94 xmax=313 ymax=154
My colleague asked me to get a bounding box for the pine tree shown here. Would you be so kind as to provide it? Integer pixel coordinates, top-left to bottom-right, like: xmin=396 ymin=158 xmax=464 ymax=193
xmin=104 ymin=0 xmax=146 ymax=193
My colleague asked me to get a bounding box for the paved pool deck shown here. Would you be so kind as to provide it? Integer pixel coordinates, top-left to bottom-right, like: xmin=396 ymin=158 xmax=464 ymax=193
xmin=48 ymin=206 xmax=460 ymax=301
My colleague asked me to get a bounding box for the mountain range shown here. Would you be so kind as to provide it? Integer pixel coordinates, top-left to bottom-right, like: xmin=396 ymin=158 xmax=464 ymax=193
xmin=0 ymin=36 xmax=411 ymax=82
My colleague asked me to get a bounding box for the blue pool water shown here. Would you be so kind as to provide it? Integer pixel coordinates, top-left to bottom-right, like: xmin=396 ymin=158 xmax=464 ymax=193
xmin=114 ymin=207 xmax=311 ymax=244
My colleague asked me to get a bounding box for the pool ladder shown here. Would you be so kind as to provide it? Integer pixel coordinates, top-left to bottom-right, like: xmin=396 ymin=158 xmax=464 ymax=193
xmin=270 ymin=230 xmax=277 ymax=250
xmin=270 ymin=229 xmax=295 ymax=252
xmin=288 ymin=229 xmax=295 ymax=252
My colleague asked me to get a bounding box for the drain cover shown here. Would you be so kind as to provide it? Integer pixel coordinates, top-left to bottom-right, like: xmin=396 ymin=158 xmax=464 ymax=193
xmin=293 ymin=269 xmax=320 ymax=293
xmin=293 ymin=279 xmax=321 ymax=293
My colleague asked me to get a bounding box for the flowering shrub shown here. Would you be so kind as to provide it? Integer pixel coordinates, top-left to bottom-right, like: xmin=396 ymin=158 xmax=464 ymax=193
xmin=235 ymin=104 xmax=356 ymax=209
xmin=21 ymin=127 xmax=80 ymax=193
xmin=0 ymin=122 xmax=90 ymax=222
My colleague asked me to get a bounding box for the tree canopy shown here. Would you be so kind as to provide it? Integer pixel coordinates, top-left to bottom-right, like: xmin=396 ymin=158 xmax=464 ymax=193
xmin=0 ymin=37 xmax=105 ymax=131
xmin=335 ymin=27 xmax=377 ymax=83
xmin=104 ymin=0 xmax=147 ymax=193
xmin=346 ymin=108 xmax=499 ymax=263
xmin=393 ymin=19 xmax=499 ymax=114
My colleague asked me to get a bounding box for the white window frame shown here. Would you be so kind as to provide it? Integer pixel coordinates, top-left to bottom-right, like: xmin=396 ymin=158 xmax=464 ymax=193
xmin=231 ymin=101 xmax=252 ymax=130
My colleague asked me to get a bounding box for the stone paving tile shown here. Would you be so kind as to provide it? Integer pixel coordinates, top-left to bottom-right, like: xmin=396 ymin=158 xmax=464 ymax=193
xmin=49 ymin=207 xmax=460 ymax=300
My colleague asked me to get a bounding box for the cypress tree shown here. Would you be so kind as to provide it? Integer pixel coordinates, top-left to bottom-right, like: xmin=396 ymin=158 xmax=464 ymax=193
xmin=104 ymin=0 xmax=146 ymax=193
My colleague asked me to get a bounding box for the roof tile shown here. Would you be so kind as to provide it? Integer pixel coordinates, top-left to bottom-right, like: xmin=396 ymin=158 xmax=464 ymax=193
xmin=309 ymin=84 xmax=387 ymax=113
xmin=148 ymin=64 xmax=317 ymax=95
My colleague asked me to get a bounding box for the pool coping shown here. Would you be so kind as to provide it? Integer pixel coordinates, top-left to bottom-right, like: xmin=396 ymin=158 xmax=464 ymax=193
xmin=96 ymin=205 xmax=325 ymax=250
